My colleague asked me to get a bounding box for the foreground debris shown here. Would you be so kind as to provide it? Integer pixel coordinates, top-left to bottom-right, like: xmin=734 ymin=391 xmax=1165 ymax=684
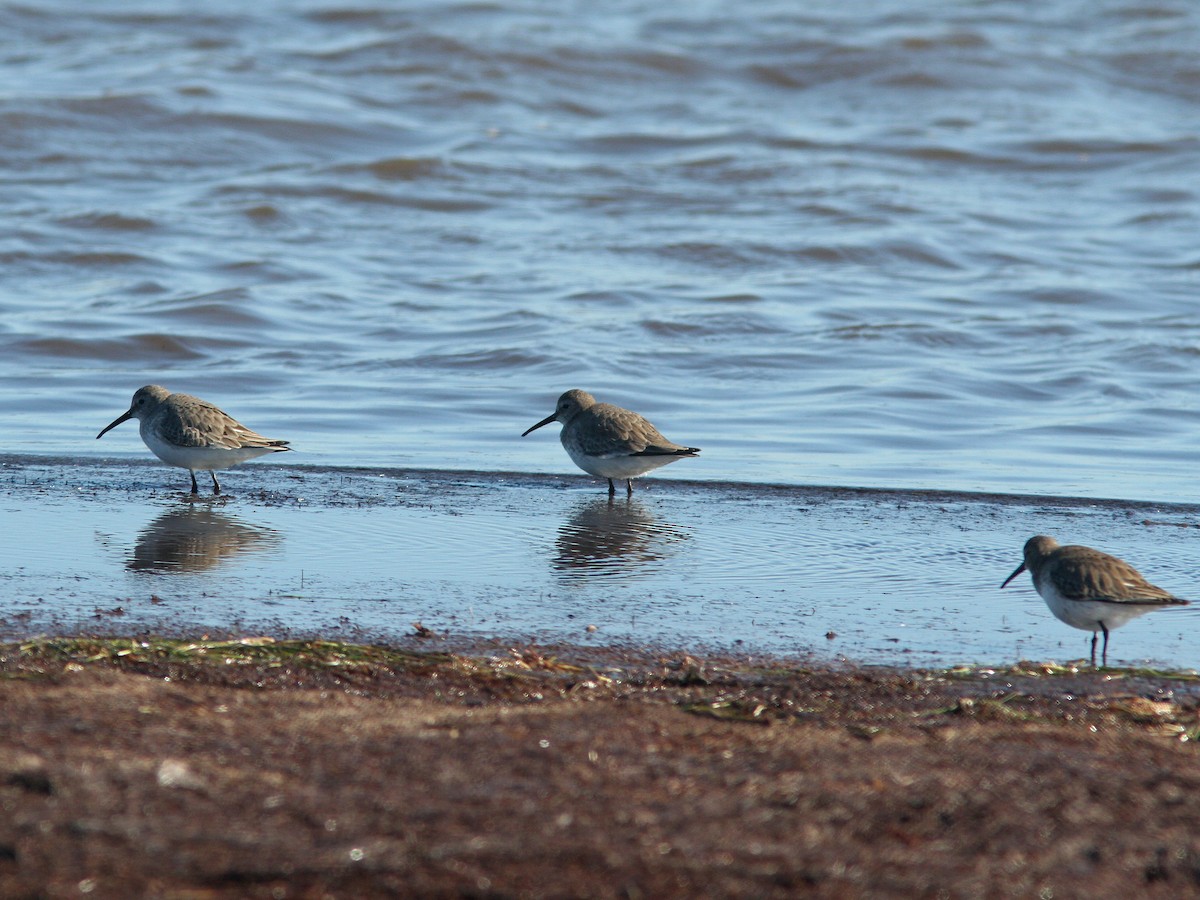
xmin=2 ymin=637 xmax=1200 ymax=897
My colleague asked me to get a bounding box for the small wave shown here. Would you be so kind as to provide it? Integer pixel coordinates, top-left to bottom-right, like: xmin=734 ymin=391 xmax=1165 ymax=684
xmin=406 ymin=349 xmax=547 ymax=371
xmin=154 ymin=302 xmax=275 ymax=332
xmin=12 ymin=251 xmax=155 ymax=268
xmin=213 ymin=182 xmax=491 ymax=213
xmin=58 ymin=212 xmax=157 ymax=232
xmin=67 ymin=251 xmax=151 ymax=266
xmin=704 ymin=293 xmax=762 ymax=304
xmin=572 ymin=132 xmax=733 ymax=155
xmin=897 ymin=31 xmax=990 ymax=51
xmin=1020 ymin=138 xmax=1172 ymax=157
xmin=641 ymin=314 xmax=779 ymax=339
xmin=12 ymin=333 xmax=206 ymax=363
xmin=189 ymin=112 xmax=362 ymax=146
xmin=878 ymin=71 xmax=950 ymax=89
xmin=56 ymin=93 xmax=166 ymax=119
xmin=648 ymin=242 xmax=774 ymax=270
xmin=359 ymin=157 xmax=446 ymax=181
xmin=563 ymin=290 xmax=655 ymax=307
xmin=783 ymin=241 xmax=962 ymax=270
xmin=243 ymin=205 xmax=283 ymax=223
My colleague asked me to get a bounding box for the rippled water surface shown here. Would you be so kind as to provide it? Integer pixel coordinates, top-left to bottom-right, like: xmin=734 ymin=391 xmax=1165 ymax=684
xmin=2 ymin=0 xmax=1198 ymax=499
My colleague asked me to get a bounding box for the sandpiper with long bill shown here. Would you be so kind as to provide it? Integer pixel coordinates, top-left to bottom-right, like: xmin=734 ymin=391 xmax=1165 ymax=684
xmin=522 ymin=389 xmax=699 ymax=496
xmin=97 ymin=385 xmax=291 ymax=495
xmin=1000 ymin=535 xmax=1188 ymax=666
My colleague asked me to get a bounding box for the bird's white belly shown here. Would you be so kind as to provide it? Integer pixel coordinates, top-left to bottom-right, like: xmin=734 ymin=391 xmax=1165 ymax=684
xmin=141 ymin=424 xmax=272 ymax=471
xmin=1036 ymin=578 xmax=1156 ymax=633
xmin=563 ymin=441 xmax=678 ymax=479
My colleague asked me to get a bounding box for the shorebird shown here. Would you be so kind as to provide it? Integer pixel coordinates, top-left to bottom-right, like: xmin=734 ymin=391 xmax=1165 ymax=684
xmin=97 ymin=385 xmax=291 ymax=495
xmin=522 ymin=389 xmax=699 ymax=496
xmin=1000 ymin=535 xmax=1189 ymax=666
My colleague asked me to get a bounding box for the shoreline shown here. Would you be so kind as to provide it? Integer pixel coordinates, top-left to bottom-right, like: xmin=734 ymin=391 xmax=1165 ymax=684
xmin=10 ymin=451 xmax=1200 ymax=511
xmin=4 ymin=454 xmax=1199 ymax=669
xmin=3 ymin=634 xmax=1200 ymax=896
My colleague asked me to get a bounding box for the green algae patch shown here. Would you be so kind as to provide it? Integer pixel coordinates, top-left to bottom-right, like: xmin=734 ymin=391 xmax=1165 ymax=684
xmin=935 ymin=660 xmax=1200 ymax=682
xmin=12 ymin=635 xmax=448 ymax=669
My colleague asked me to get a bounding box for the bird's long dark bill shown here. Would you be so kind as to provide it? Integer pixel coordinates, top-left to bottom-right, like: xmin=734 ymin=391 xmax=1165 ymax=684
xmin=522 ymin=413 xmax=557 ymax=437
xmin=96 ymin=409 xmax=134 ymax=439
xmin=999 ymin=562 xmax=1027 ymax=590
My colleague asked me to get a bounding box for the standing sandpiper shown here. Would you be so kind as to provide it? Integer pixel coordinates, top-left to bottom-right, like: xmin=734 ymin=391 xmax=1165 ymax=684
xmin=97 ymin=385 xmax=291 ymax=495
xmin=522 ymin=389 xmax=700 ymax=496
xmin=1000 ymin=535 xmax=1189 ymax=666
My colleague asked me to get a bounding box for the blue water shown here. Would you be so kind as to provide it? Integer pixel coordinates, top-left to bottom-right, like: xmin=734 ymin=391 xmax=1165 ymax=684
xmin=1 ymin=0 xmax=1198 ymax=500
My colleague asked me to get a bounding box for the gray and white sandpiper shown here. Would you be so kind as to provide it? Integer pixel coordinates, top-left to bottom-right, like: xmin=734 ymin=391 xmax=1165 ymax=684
xmin=522 ymin=389 xmax=700 ymax=496
xmin=1000 ymin=535 xmax=1189 ymax=666
xmin=97 ymin=385 xmax=291 ymax=495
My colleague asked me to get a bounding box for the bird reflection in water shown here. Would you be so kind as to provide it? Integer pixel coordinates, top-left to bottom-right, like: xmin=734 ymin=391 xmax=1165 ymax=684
xmin=126 ymin=505 xmax=282 ymax=573
xmin=554 ymin=497 xmax=688 ymax=576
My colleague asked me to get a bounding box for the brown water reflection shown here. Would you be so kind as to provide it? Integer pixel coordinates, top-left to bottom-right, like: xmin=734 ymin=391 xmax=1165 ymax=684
xmin=554 ymin=497 xmax=689 ymax=576
xmin=126 ymin=506 xmax=282 ymax=573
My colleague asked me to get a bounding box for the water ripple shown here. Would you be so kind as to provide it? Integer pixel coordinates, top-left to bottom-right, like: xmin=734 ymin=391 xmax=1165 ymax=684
xmin=2 ymin=0 xmax=1198 ymax=502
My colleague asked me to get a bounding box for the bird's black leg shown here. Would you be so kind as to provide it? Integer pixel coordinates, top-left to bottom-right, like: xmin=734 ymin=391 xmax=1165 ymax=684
xmin=1100 ymin=622 xmax=1109 ymax=667
xmin=211 ymin=472 xmax=222 ymax=495
xmin=1090 ymin=632 xmax=1098 ymax=667
xmin=190 ymin=471 xmax=199 ymax=495
xmin=607 ymin=478 xmax=616 ymax=496
xmin=626 ymin=478 xmax=634 ymax=496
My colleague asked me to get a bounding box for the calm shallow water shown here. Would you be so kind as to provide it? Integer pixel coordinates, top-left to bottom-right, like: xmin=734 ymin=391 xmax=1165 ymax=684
xmin=1 ymin=1 xmax=1199 ymax=499
xmin=3 ymin=458 xmax=1198 ymax=669
xmin=4 ymin=3 xmax=1200 ymax=663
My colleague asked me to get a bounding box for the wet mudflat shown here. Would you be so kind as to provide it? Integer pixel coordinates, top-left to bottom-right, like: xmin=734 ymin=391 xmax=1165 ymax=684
xmin=2 ymin=637 xmax=1200 ymax=897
